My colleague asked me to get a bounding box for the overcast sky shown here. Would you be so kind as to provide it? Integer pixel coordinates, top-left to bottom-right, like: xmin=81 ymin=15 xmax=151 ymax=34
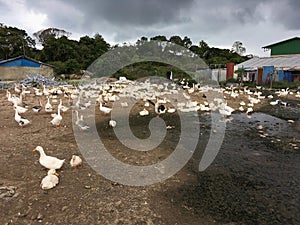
xmin=1 ymin=0 xmax=300 ymax=57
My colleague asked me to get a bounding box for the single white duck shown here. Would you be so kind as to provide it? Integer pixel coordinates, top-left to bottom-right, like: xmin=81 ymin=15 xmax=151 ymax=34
xmin=109 ymin=119 xmax=117 ymax=127
xmin=50 ymin=105 xmax=62 ymax=127
xmin=14 ymin=108 xmax=30 ymax=127
xmin=58 ymin=99 xmax=69 ymax=114
xmin=139 ymin=108 xmax=149 ymax=116
xmin=70 ymin=155 xmax=83 ymax=169
xmin=99 ymin=102 xmax=112 ymax=114
xmin=14 ymin=102 xmax=28 ymax=114
xmin=32 ymin=99 xmax=43 ymax=113
xmin=41 ymin=169 xmax=59 ymax=190
xmin=45 ymin=97 xmax=53 ymax=113
xmin=33 ymin=146 xmax=65 ymax=170
xmin=75 ymin=111 xmax=90 ymax=130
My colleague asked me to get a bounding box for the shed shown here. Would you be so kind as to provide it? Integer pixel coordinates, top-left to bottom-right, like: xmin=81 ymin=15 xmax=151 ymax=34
xmin=262 ymin=37 xmax=300 ymax=56
xmin=237 ymin=55 xmax=300 ymax=83
xmin=0 ymin=55 xmax=54 ymax=80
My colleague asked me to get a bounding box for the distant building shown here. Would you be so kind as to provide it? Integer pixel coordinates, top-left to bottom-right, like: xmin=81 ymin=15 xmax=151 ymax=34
xmin=0 ymin=55 xmax=54 ymax=80
xmin=262 ymin=37 xmax=300 ymax=56
xmin=235 ymin=37 xmax=300 ymax=84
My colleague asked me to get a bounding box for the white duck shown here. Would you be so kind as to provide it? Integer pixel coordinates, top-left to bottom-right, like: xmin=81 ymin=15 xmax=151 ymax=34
xmin=45 ymin=97 xmax=53 ymax=113
xmin=14 ymin=108 xmax=30 ymax=127
xmin=41 ymin=169 xmax=59 ymax=190
xmin=75 ymin=111 xmax=90 ymax=130
xmin=14 ymin=102 xmax=28 ymax=114
xmin=109 ymin=119 xmax=117 ymax=127
xmin=58 ymin=99 xmax=69 ymax=114
xmin=139 ymin=108 xmax=149 ymax=116
xmin=33 ymin=146 xmax=65 ymax=170
xmin=50 ymin=105 xmax=62 ymax=127
xmin=32 ymin=99 xmax=43 ymax=113
xmin=99 ymin=102 xmax=112 ymax=114
xmin=70 ymin=155 xmax=83 ymax=169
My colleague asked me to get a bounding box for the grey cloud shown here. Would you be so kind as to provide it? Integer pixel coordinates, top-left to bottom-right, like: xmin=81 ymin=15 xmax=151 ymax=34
xmin=20 ymin=0 xmax=300 ymax=52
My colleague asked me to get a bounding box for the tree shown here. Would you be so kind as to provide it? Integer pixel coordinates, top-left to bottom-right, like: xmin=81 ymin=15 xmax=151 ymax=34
xmin=33 ymin=28 xmax=71 ymax=45
xmin=169 ymin=35 xmax=183 ymax=46
xmin=182 ymin=36 xmax=192 ymax=48
xmin=231 ymin=41 xmax=246 ymax=56
xmin=0 ymin=24 xmax=35 ymax=59
xmin=150 ymin=35 xmax=167 ymax=42
xmin=199 ymin=40 xmax=210 ymax=57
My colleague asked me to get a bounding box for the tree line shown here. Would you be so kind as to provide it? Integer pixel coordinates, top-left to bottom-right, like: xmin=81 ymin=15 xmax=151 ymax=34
xmin=0 ymin=23 xmax=249 ymax=75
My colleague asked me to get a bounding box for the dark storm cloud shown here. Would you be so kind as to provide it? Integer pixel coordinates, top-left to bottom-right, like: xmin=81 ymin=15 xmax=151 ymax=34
xmin=20 ymin=0 xmax=300 ymax=50
xmin=272 ymin=0 xmax=300 ymax=30
xmin=25 ymin=0 xmax=194 ymax=28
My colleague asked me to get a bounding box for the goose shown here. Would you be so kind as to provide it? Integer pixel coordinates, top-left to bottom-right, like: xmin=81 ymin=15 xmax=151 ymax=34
xmin=14 ymin=83 xmax=21 ymax=93
xmin=45 ymin=97 xmax=53 ymax=113
xmin=239 ymin=106 xmax=245 ymax=112
xmin=42 ymin=84 xmax=50 ymax=96
xmin=14 ymin=102 xmax=28 ymax=114
xmin=50 ymin=105 xmax=62 ymax=127
xmin=109 ymin=119 xmax=117 ymax=127
xmin=7 ymin=91 xmax=22 ymax=106
xmin=32 ymin=99 xmax=43 ymax=113
xmin=121 ymin=102 xmax=128 ymax=108
xmin=58 ymin=99 xmax=69 ymax=114
xmin=99 ymin=102 xmax=112 ymax=114
xmin=139 ymin=108 xmax=149 ymax=116
xmin=270 ymin=99 xmax=280 ymax=106
xmin=75 ymin=111 xmax=90 ymax=130
xmin=33 ymin=146 xmax=65 ymax=170
xmin=147 ymin=99 xmax=166 ymax=116
xmin=41 ymin=169 xmax=59 ymax=190
xmin=167 ymin=107 xmax=176 ymax=113
xmin=70 ymin=155 xmax=83 ymax=169
xmin=218 ymin=103 xmax=234 ymax=117
xmin=14 ymin=108 xmax=30 ymax=127
xmin=246 ymin=107 xmax=254 ymax=114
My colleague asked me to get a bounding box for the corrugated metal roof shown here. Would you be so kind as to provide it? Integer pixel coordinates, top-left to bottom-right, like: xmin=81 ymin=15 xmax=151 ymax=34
xmin=0 ymin=55 xmax=54 ymax=68
xmin=237 ymin=55 xmax=300 ymax=70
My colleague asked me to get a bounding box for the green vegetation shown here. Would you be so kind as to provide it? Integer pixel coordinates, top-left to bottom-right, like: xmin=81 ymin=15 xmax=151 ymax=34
xmin=0 ymin=23 xmax=248 ymax=76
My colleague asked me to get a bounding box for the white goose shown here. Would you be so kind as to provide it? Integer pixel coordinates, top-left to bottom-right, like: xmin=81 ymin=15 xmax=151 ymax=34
xmin=70 ymin=155 xmax=83 ymax=169
xmin=139 ymin=108 xmax=149 ymax=116
xmin=58 ymin=99 xmax=69 ymax=114
xmin=14 ymin=102 xmax=28 ymax=114
xmin=32 ymin=99 xmax=43 ymax=113
xmin=99 ymin=102 xmax=112 ymax=114
xmin=41 ymin=169 xmax=59 ymax=190
xmin=109 ymin=119 xmax=117 ymax=127
xmin=14 ymin=108 xmax=30 ymax=127
xmin=50 ymin=105 xmax=62 ymax=127
xmin=45 ymin=97 xmax=53 ymax=113
xmin=75 ymin=111 xmax=90 ymax=130
xmin=33 ymin=146 xmax=65 ymax=170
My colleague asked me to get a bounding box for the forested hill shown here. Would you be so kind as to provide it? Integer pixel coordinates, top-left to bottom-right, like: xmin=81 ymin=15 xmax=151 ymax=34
xmin=0 ymin=24 xmax=249 ymax=75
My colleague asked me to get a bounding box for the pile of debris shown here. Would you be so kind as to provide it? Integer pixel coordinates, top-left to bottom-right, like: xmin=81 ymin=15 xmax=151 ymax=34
xmin=19 ymin=75 xmax=68 ymax=87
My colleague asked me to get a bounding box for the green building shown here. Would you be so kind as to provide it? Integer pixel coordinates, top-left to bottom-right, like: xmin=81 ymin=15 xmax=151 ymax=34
xmin=262 ymin=37 xmax=300 ymax=56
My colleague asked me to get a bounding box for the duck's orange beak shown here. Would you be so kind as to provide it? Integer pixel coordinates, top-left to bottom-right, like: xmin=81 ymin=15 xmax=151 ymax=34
xmin=54 ymin=172 xmax=60 ymax=176
xmin=32 ymin=148 xmax=37 ymax=152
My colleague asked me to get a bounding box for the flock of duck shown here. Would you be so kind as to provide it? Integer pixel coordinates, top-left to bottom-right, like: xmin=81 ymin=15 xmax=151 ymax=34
xmin=4 ymin=77 xmax=299 ymax=189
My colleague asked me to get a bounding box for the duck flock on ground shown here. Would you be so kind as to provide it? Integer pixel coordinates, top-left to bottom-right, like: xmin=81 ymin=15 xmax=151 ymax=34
xmin=3 ymin=75 xmax=300 ymax=189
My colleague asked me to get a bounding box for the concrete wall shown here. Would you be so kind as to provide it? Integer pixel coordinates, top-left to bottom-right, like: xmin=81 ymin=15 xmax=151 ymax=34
xmin=0 ymin=65 xmax=54 ymax=81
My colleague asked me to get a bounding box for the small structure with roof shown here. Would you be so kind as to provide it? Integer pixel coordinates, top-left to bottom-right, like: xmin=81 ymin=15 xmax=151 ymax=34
xmin=236 ymin=37 xmax=300 ymax=84
xmin=0 ymin=55 xmax=54 ymax=80
xmin=262 ymin=37 xmax=300 ymax=56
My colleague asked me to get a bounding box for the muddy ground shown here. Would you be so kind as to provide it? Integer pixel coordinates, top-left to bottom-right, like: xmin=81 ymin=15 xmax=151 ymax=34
xmin=0 ymin=88 xmax=299 ymax=225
